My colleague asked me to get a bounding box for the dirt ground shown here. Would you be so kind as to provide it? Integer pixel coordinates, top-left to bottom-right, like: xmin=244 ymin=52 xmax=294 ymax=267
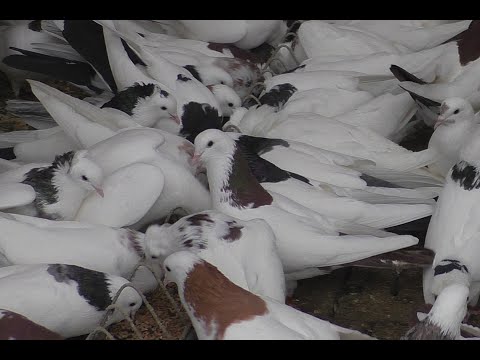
xmin=0 ymin=72 xmax=478 ymax=340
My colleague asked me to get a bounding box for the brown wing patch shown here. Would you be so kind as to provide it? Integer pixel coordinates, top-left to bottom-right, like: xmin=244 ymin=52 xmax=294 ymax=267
xmin=0 ymin=310 xmax=64 ymax=340
xmin=183 ymin=260 xmax=268 ymax=339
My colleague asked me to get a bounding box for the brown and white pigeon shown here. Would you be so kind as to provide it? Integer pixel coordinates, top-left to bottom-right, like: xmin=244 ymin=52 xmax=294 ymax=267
xmin=163 ymin=251 xmax=375 ymax=340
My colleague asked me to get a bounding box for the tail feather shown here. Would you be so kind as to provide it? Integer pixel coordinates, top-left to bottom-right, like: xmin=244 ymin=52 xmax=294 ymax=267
xmin=341 ymin=246 xmax=434 ymax=270
xmin=0 ymin=127 xmax=62 ymax=148
xmin=3 ymin=48 xmax=99 ymax=92
xmin=390 ymin=64 xmax=428 ymax=84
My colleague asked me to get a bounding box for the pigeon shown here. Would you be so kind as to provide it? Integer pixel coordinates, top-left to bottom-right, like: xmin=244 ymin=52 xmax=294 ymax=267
xmin=3 ymin=82 xmax=177 ymax=137
xmin=229 ymin=105 xmax=439 ymax=173
xmin=423 ymin=125 xmax=480 ymax=304
xmin=324 ymin=20 xmax=471 ymax=52
xmin=427 ymin=98 xmax=478 ymax=177
xmin=226 ymin=135 xmax=434 ymax=229
xmin=297 ymin=21 xmax=408 ymax=59
xmin=0 ymin=309 xmax=64 ymax=340
xmin=0 ymin=263 xmax=142 ymax=338
xmin=157 ymin=20 xmax=287 ymax=50
xmin=81 ymin=128 xmax=211 ymax=229
xmin=0 ymin=212 xmax=162 ymax=293
xmin=402 ymin=283 xmax=469 ymax=340
xmin=145 ymin=210 xmax=286 ymax=302
xmin=192 ymin=129 xmax=420 ymax=275
xmin=0 ymin=150 xmax=104 ymax=221
xmin=162 ymin=251 xmax=375 ymax=340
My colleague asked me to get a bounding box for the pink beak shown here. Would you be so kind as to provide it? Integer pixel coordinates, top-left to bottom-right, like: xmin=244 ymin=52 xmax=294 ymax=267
xmin=169 ymin=113 xmax=181 ymax=125
xmin=93 ymin=186 xmax=104 ymax=198
xmin=191 ymin=153 xmax=202 ymax=167
xmin=434 ymin=115 xmax=446 ymax=130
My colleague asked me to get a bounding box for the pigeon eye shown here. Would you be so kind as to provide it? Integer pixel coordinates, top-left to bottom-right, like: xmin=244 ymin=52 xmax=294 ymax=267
xmin=129 ymin=302 xmax=136 ymax=307
xmin=207 ymin=141 xmax=214 ymax=147
xmin=228 ymin=103 xmax=233 ymax=107
xmin=220 ymin=81 xmax=224 ymax=85
xmin=165 ymin=266 xmax=171 ymax=272
xmin=151 ymin=255 xmax=158 ymax=259
xmin=81 ymin=175 xmax=88 ymax=181
xmin=454 ymin=109 xmax=460 ymax=114
xmin=161 ymin=106 xmax=167 ymax=110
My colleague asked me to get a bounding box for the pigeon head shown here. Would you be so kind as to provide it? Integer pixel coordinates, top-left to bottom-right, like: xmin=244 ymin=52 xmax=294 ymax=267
xmin=102 ymin=83 xmax=177 ymax=128
xmin=435 ymin=97 xmax=475 ymax=130
xmin=104 ymin=276 xmax=143 ymax=326
xmin=69 ymin=151 xmax=105 ymax=197
xmin=192 ymin=129 xmax=236 ymax=167
xmin=163 ymin=251 xmax=203 ymax=289
xmin=199 ymin=66 xmax=234 ymax=88
xmin=427 ymin=283 xmax=469 ymax=339
xmin=208 ymin=84 xmax=241 ymax=117
xmin=144 ymin=223 xmax=176 ymax=264
xmin=431 ymin=258 xmax=471 ymax=298
xmin=132 ymin=85 xmax=177 ymax=128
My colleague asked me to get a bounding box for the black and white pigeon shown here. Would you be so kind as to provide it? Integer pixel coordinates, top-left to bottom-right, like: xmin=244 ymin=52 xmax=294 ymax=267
xmin=424 ymin=124 xmax=480 ymax=305
xmin=402 ymin=283 xmax=469 ymax=340
xmin=0 ymin=212 xmax=162 ymax=293
xmin=0 ymin=309 xmax=64 ymax=340
xmin=0 ymin=263 xmax=142 ymax=338
xmin=145 ymin=210 xmax=286 ymax=302
xmin=0 ymin=150 xmax=104 ymax=220
xmin=191 ymin=129 xmax=420 ymax=276
xmin=163 ymin=251 xmax=375 ymax=340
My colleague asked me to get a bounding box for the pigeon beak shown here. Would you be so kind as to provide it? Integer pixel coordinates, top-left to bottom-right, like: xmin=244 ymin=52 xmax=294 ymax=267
xmin=93 ymin=186 xmax=104 ymax=198
xmin=190 ymin=153 xmax=202 ymax=167
xmin=162 ymin=273 xmax=173 ymax=287
xmin=434 ymin=116 xmax=446 ymax=130
xmin=206 ymin=84 xmax=213 ymax=91
xmin=169 ymin=113 xmax=181 ymax=125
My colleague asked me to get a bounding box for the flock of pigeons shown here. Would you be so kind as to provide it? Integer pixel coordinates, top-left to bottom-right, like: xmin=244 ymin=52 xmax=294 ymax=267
xmin=0 ymin=19 xmax=478 ymax=340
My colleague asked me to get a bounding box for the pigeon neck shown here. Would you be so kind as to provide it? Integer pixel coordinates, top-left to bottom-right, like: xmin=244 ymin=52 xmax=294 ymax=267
xmin=429 ymin=120 xmax=475 ymax=159
xmin=207 ymin=144 xmax=273 ymax=209
xmin=428 ymin=308 xmax=462 ymax=340
xmin=181 ymin=260 xmax=268 ymax=340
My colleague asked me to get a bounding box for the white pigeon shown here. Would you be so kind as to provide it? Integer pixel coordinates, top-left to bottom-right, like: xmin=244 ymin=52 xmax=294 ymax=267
xmin=280 ymin=87 xmax=374 ymax=118
xmin=145 ymin=210 xmax=286 ymax=303
xmin=159 ymin=20 xmax=286 ymax=49
xmin=0 ymin=150 xmax=104 ymax=221
xmin=0 ymin=309 xmax=64 ymax=340
xmin=298 ymin=47 xmax=445 ymax=82
xmin=192 ymin=129 xmax=420 ymax=275
xmin=0 ymin=263 xmax=142 ymax=338
xmin=427 ymin=98 xmax=479 ymax=177
xmin=229 ymin=105 xmax=438 ymax=173
xmin=333 ymin=20 xmax=471 ymax=52
xmin=403 ymin=283 xmax=469 ymax=340
xmin=297 ymin=21 xmax=408 ymax=59
xmin=0 ymin=212 xmax=162 ymax=293
xmin=163 ymin=251 xmax=375 ymax=340
xmin=424 ymin=124 xmax=480 ymax=304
